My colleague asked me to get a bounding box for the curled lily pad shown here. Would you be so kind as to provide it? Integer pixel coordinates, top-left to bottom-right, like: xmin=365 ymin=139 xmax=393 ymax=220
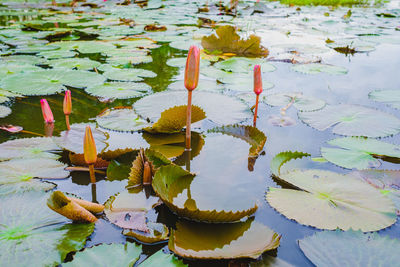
xmin=64 ymin=242 xmax=142 ymax=267
xmin=263 ymin=92 xmax=326 ymax=111
xmin=139 ymin=249 xmax=187 ymax=267
xmin=86 ymin=82 xmax=151 ymax=99
xmin=270 ymin=151 xmax=311 ymax=176
xmin=0 ymin=105 xmax=11 ymax=118
xmin=291 ymin=63 xmax=348 ymax=75
xmin=169 ymin=218 xmax=280 ymax=259
xmin=208 ymin=125 xmax=266 ymax=157
xmin=144 ymin=105 xmax=206 ymax=134
xmin=0 ymin=192 xmax=94 ymax=266
xmin=96 ymin=108 xmax=151 ymax=132
xmin=123 ymin=222 xmax=169 ymax=244
xmin=0 ymin=137 xmax=60 ymax=160
xmin=369 ymin=89 xmax=400 ymax=109
xmin=298 ymin=104 xmax=400 ymax=138
xmin=299 ymin=230 xmax=400 ymax=266
xmin=134 ymin=91 xmax=251 ymax=125
xmin=321 ymin=137 xmax=400 ymax=169
xmin=266 ymin=169 xmax=397 ymax=231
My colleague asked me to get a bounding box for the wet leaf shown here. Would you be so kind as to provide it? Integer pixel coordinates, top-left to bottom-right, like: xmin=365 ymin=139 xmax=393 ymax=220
xmin=270 ymin=151 xmax=311 ymax=176
xmin=266 ymin=169 xmax=396 ymax=231
xmin=201 ymin=25 xmax=269 ymax=57
xmin=369 ymin=89 xmax=400 ymax=109
xmin=96 ymin=108 xmax=151 ymax=132
xmin=139 ymin=249 xmax=187 ymax=267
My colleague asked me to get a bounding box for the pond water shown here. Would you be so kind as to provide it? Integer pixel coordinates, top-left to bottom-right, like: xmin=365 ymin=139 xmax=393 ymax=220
xmin=1 ymin=0 xmax=400 ymax=266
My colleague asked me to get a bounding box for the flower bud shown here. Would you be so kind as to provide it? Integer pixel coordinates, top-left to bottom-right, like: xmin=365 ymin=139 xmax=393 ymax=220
xmin=84 ymin=126 xmax=97 ymax=165
xmin=40 ymin=99 xmax=54 ymax=123
xmin=143 ymin=161 xmax=152 ymax=185
xmin=63 ymin=90 xmax=72 ymax=115
xmin=184 ymin=45 xmax=200 ymax=91
xmin=253 ymin=65 xmax=263 ymax=95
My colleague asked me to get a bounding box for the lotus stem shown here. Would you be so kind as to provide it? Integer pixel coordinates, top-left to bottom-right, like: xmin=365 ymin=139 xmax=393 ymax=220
xmin=91 ymin=183 xmax=97 ymax=203
xmin=280 ymin=96 xmax=295 ymax=116
xmin=89 ymin=164 xmax=96 ymax=183
xmin=44 ymin=123 xmax=54 ymax=137
xmin=253 ymin=94 xmax=259 ymax=127
xmin=65 ymin=115 xmax=70 ymax=131
xmin=186 ymin=90 xmax=192 ymax=150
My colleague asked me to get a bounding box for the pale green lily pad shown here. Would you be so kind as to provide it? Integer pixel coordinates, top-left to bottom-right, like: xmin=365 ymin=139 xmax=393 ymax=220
xmin=270 ymin=151 xmax=311 ymax=176
xmin=291 ymin=63 xmax=348 ymax=75
xmin=0 ymin=192 xmax=94 ymax=266
xmin=266 ymin=169 xmax=397 ymax=231
xmin=48 ymin=58 xmax=101 ymax=70
xmin=0 ymin=62 xmax=41 ymax=76
xmin=0 ymin=69 xmax=106 ymax=95
xmin=321 ymin=137 xmax=400 ymax=169
xmin=0 ymin=89 xmax=22 ymax=104
xmin=0 ymin=137 xmax=60 ymax=160
xmin=102 ymin=66 xmax=156 ymax=82
xmin=299 ymin=230 xmax=400 ymax=266
xmin=169 ymin=218 xmax=280 ymax=259
xmin=263 ymin=92 xmax=326 ymax=111
xmin=38 ymin=50 xmax=77 ymax=59
xmin=86 ymin=82 xmax=151 ymax=99
xmin=369 ymin=89 xmax=400 ymax=109
xmin=0 ymin=180 xmax=55 ymax=195
xmin=134 ymin=91 xmax=251 ymax=125
xmin=96 ymin=109 xmax=151 ymax=132
xmin=298 ymin=104 xmax=400 ymax=138
xmin=326 ymin=38 xmax=376 ymax=53
xmin=139 ymin=249 xmax=187 ymax=267
xmin=0 ymin=105 xmax=11 ymax=118
xmin=64 ymin=242 xmax=142 ymax=267
xmin=51 ymin=40 xmax=115 ymax=54
xmin=214 ymin=57 xmax=276 ymax=73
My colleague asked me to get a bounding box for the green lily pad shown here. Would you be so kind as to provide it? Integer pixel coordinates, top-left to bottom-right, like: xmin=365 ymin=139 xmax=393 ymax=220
xmin=64 ymin=242 xmax=142 ymax=267
xmin=369 ymin=89 xmax=400 ymax=109
xmin=0 ymin=179 xmax=55 ymax=195
xmin=134 ymin=91 xmax=251 ymax=125
xmin=0 ymin=69 xmax=106 ymax=95
xmin=101 ymin=66 xmax=156 ymax=82
xmin=48 ymin=58 xmax=101 ymax=70
xmin=0 ymin=89 xmax=22 ymax=104
xmin=139 ymin=250 xmax=187 ymax=267
xmin=122 ymin=221 xmax=169 ymax=244
xmin=96 ymin=109 xmax=151 ymax=132
xmin=0 ymin=105 xmax=11 ymax=118
xmin=263 ymin=92 xmax=326 ymax=111
xmin=86 ymin=82 xmax=151 ymax=99
xmin=214 ymin=57 xmax=276 ymax=73
xmin=52 ymin=40 xmax=115 ymax=54
xmin=299 ymin=230 xmax=400 ymax=266
xmin=38 ymin=50 xmax=77 ymax=59
xmin=270 ymin=151 xmax=311 ymax=176
xmin=0 ymin=62 xmax=41 ymax=77
xmin=291 ymin=63 xmax=348 ymax=75
xmin=0 ymin=192 xmax=94 ymax=266
xmin=298 ymin=104 xmax=400 ymax=138
xmin=266 ymin=169 xmax=397 ymax=231
xmin=321 ymin=137 xmax=400 ymax=169
xmin=0 ymin=137 xmax=60 ymax=160
xmin=169 ymin=218 xmax=280 ymax=259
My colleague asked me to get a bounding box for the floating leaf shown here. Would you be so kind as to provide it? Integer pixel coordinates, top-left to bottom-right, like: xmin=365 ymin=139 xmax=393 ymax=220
xmin=134 ymin=91 xmax=251 ymax=125
xmin=139 ymin=249 xmax=187 ymax=267
xmin=123 ymin=221 xmax=169 ymax=244
xmin=208 ymin=125 xmax=266 ymax=157
xmin=270 ymin=151 xmax=311 ymax=176
xmin=321 ymin=137 xmax=400 ymax=169
xmin=291 ymin=63 xmax=347 ymax=75
xmin=298 ymin=104 xmax=400 ymax=138
xmin=201 ymin=25 xmax=269 ymax=57
xmin=48 ymin=58 xmax=101 ymax=70
xmin=263 ymin=92 xmax=326 ymax=111
xmin=266 ymin=169 xmax=396 ymax=231
xmin=326 ymin=38 xmax=376 ymax=53
xmin=64 ymin=243 xmax=142 ymax=267
xmin=299 ymin=230 xmax=400 ymax=266
xmin=169 ymin=218 xmax=280 ymax=259
xmin=214 ymin=57 xmax=276 ymax=73
xmin=0 ymin=89 xmax=22 ymax=104
xmin=102 ymin=66 xmax=156 ymax=82
xmin=0 ymin=105 xmax=11 ymax=118
xmin=144 ymin=105 xmax=206 ymax=134
xmin=0 ymin=158 xmax=69 ymax=179
xmin=369 ymin=89 xmax=400 ymax=109
xmin=0 ymin=192 xmax=94 ymax=266
xmin=96 ymin=108 xmax=151 ymax=132
xmin=86 ymin=82 xmax=151 ymax=99
xmin=0 ymin=137 xmax=60 ymax=160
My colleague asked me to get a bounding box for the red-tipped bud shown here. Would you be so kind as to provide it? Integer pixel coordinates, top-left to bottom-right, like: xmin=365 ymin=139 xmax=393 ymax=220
xmin=40 ymin=99 xmax=54 ymax=123
xmin=253 ymin=65 xmax=263 ymax=95
xmin=63 ymin=90 xmax=72 ymax=115
xmin=184 ymin=45 xmax=200 ymax=91
xmin=84 ymin=126 xmax=97 ymax=165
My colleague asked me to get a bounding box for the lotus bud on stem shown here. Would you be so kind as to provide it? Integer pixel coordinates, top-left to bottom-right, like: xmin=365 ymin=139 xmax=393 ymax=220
xmin=184 ymin=45 xmax=200 ymax=150
xmin=63 ymin=90 xmax=72 ymax=131
xmin=253 ymin=65 xmax=263 ymax=127
xmin=40 ymin=99 xmax=54 ymax=137
xmin=143 ymin=162 xmax=152 ymax=185
xmin=84 ymin=126 xmax=97 ymax=183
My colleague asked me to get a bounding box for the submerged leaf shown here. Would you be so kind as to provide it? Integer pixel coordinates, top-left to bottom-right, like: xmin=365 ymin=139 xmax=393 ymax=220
xmin=263 ymin=92 xmax=326 ymax=111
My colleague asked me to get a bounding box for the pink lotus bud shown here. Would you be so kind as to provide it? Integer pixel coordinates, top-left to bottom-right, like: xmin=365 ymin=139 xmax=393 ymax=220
xmin=253 ymin=65 xmax=262 ymax=95
xmin=63 ymin=90 xmax=72 ymax=115
xmin=184 ymin=45 xmax=200 ymax=91
xmin=40 ymin=99 xmax=54 ymax=123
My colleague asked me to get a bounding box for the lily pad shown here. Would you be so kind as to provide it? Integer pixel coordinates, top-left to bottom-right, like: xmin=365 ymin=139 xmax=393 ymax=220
xmin=169 ymin=218 xmax=280 ymax=259
xmin=299 ymin=230 xmax=400 ymax=266
xmin=139 ymin=249 xmax=187 ymax=267
xmin=270 ymin=151 xmax=311 ymax=176
xmin=86 ymin=82 xmax=151 ymax=99
xmin=48 ymin=58 xmax=101 ymax=70
xmin=102 ymin=66 xmax=156 ymax=82
xmin=321 ymin=137 xmax=400 ymax=169
xmin=291 ymin=63 xmax=348 ymax=75
xmin=263 ymin=92 xmax=326 ymax=111
xmin=214 ymin=57 xmax=276 ymax=73
xmin=298 ymin=104 xmax=400 ymax=138
xmin=122 ymin=221 xmax=169 ymax=244
xmin=64 ymin=242 xmax=142 ymax=267
xmin=0 ymin=192 xmax=94 ymax=266
xmin=0 ymin=89 xmax=22 ymax=104
xmin=266 ymin=169 xmax=397 ymax=231
xmin=369 ymin=89 xmax=400 ymax=109
xmin=134 ymin=91 xmax=251 ymax=125
xmin=96 ymin=109 xmax=151 ymax=132
xmin=0 ymin=137 xmax=60 ymax=160
xmin=0 ymin=105 xmax=11 ymax=118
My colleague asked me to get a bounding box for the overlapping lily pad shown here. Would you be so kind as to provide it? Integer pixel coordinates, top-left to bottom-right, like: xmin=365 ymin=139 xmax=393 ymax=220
xmin=369 ymin=89 xmax=400 ymax=109
xmin=214 ymin=57 xmax=276 ymax=73
xmin=299 ymin=230 xmax=400 ymax=266
xmin=96 ymin=109 xmax=151 ymax=132
xmin=270 ymin=151 xmax=311 ymax=176
xmin=298 ymin=104 xmax=400 ymax=137
xmin=86 ymin=82 xmax=151 ymax=99
xmin=0 ymin=137 xmax=60 ymax=160
xmin=266 ymin=169 xmax=397 ymax=231
xmin=101 ymin=66 xmax=156 ymax=82
xmin=263 ymin=92 xmax=326 ymax=111
xmin=48 ymin=58 xmax=101 ymax=70
xmin=0 ymin=192 xmax=94 ymax=266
